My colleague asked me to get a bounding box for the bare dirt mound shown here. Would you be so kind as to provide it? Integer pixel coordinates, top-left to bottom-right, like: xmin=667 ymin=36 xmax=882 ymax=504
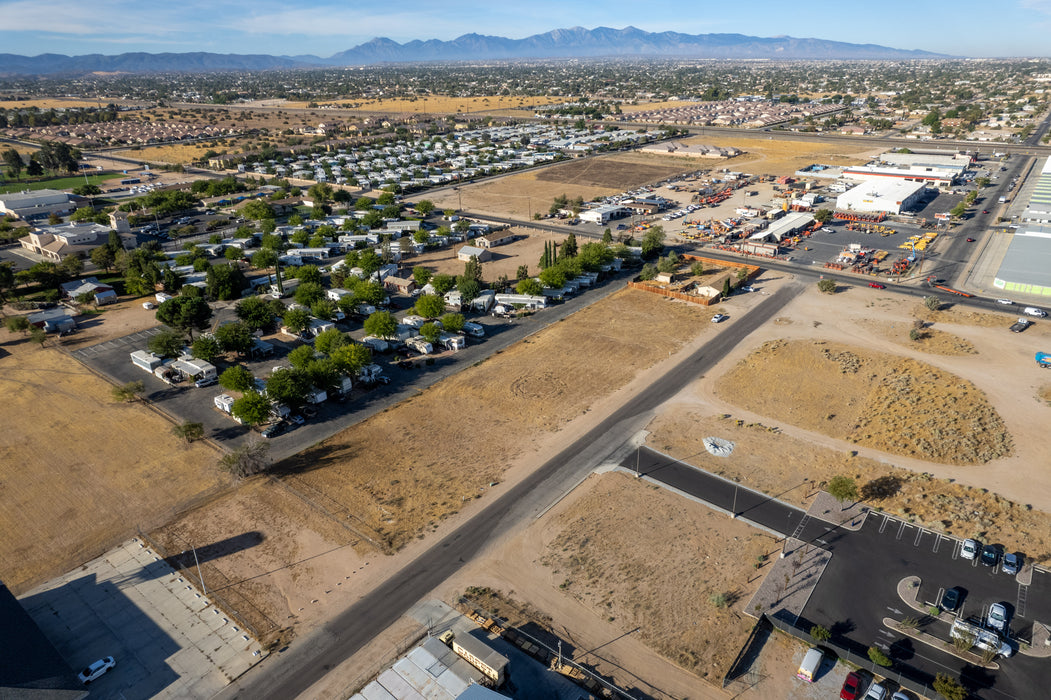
xmin=714 ymin=339 xmax=1011 ymax=464
xmin=539 ymin=472 xmax=776 ymax=680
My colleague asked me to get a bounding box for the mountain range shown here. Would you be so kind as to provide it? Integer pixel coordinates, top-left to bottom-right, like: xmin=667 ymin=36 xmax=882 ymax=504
xmin=0 ymin=26 xmax=947 ymax=76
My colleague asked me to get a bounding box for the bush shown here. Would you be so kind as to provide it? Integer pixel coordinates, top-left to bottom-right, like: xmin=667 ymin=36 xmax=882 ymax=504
xmin=817 ymin=278 xmax=836 ymax=293
xmin=111 ymin=380 xmax=145 ymax=403
xmin=810 ymin=625 xmax=831 ymax=641
xmin=924 ymin=295 xmax=941 ymax=311
xmin=933 ymin=673 xmax=967 ymax=700
xmin=867 ymin=646 xmax=892 ymax=667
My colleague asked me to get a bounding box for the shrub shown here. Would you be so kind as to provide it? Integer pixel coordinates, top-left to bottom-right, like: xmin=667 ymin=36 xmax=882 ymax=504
xmin=867 ymin=646 xmax=892 ymax=667
xmin=817 ymin=278 xmax=836 ymax=293
xmin=810 ymin=625 xmax=831 ymax=641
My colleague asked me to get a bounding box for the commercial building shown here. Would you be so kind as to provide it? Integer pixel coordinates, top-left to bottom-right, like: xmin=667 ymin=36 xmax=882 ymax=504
xmin=994 ymin=157 xmax=1051 ymax=296
xmin=579 ymin=204 xmax=627 ymax=224
xmin=835 ymin=179 xmax=926 ymax=215
xmin=839 ymin=151 xmax=967 ymax=189
xmin=19 ymin=221 xmax=112 ymax=261
xmin=1021 ymin=156 xmax=1051 ymax=223
xmin=748 ymin=211 xmax=815 ymax=243
xmin=0 ymin=189 xmax=74 ymax=220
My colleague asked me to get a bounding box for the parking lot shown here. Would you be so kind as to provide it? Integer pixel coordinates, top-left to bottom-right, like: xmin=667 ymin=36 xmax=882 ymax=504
xmin=20 ymin=538 xmax=265 ymax=699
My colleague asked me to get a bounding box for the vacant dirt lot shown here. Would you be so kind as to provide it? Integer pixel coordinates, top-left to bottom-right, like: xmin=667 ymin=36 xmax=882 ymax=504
xmin=715 ymin=339 xmax=1012 ymax=464
xmin=0 ymin=334 xmax=225 ymax=594
xmin=432 ymin=151 xmax=702 ymax=218
xmin=684 ymin=135 xmax=878 ymax=177
xmin=147 ymin=288 xmax=713 ymax=638
xmin=409 ymin=226 xmax=567 ymax=280
xmin=308 ymin=95 xmax=568 ymax=114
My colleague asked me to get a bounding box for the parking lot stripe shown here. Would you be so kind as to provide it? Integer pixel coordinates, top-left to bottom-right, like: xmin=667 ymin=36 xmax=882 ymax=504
xmin=878 ymin=514 xmax=891 ymax=534
xmin=913 ymin=528 xmax=924 ymax=547
xmin=1017 ymin=584 xmax=1029 ymax=618
xmin=896 ymin=520 xmax=908 ymax=540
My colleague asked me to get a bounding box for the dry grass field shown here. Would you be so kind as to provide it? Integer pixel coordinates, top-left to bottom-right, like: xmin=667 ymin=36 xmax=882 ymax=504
xmin=147 ymin=289 xmax=713 ymax=636
xmin=0 ymin=98 xmax=120 ymax=110
xmin=432 ymin=151 xmax=701 ymax=218
xmin=714 ymin=339 xmax=1012 ymax=464
xmin=684 ymin=135 xmax=877 ymax=176
xmin=0 ymin=336 xmax=225 ymax=594
xmin=409 ymin=227 xmax=566 ymax=280
xmin=112 ymin=142 xmax=230 ymax=165
xmin=302 ymin=95 xmax=569 ymax=113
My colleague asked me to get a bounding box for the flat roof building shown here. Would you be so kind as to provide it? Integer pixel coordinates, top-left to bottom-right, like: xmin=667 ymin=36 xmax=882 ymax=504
xmin=0 ymin=189 xmax=73 ymax=220
xmin=994 ymin=227 xmax=1051 ymax=297
xmin=1021 ymin=156 xmax=1051 ymax=223
xmin=836 ymin=179 xmax=926 ymax=215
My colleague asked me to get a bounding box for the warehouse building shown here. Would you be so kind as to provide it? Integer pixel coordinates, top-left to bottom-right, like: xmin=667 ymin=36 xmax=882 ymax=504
xmin=0 ymin=189 xmax=74 ymax=220
xmin=1021 ymin=156 xmax=1051 ymax=223
xmin=836 ymin=179 xmax=926 ymax=215
xmin=993 ymin=228 xmax=1051 ymax=297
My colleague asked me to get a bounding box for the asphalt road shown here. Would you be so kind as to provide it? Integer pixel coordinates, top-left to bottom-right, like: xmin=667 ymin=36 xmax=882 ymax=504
xmin=216 ymin=279 xmax=806 ymax=700
xmin=631 ymin=447 xmax=1051 ymax=700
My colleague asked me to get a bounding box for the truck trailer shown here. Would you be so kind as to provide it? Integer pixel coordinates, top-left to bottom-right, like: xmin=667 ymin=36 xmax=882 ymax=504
xmin=1037 ymin=352 xmax=1051 ymax=368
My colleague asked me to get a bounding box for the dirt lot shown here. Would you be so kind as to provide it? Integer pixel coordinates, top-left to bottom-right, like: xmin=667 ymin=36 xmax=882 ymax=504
xmin=0 ymin=330 xmax=225 ymax=594
xmin=307 ymin=95 xmax=568 ymax=113
xmin=408 ymin=226 xmax=566 ymax=280
xmin=684 ymin=135 xmax=878 ymax=177
xmin=714 ymin=338 xmax=1012 ymax=464
xmin=146 ymin=288 xmax=714 ymax=638
xmin=432 ymin=151 xmax=704 ymax=219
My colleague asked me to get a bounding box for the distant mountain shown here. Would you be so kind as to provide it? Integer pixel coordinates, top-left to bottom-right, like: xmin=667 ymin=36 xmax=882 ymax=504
xmin=0 ymin=26 xmax=947 ymax=76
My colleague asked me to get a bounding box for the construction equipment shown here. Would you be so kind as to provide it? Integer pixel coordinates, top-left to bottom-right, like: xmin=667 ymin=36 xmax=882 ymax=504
xmin=1037 ymin=352 xmax=1051 ymax=368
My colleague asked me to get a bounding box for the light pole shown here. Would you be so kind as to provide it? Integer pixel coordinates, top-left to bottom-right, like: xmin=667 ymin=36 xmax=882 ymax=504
xmin=183 ymin=546 xmax=206 ymax=594
xmin=634 ymin=446 xmax=641 ymax=478
xmin=731 ymin=483 xmax=739 ymax=519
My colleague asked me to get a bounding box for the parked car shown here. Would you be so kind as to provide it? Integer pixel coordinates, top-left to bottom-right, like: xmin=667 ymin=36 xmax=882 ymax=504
xmin=288 ymin=414 xmax=305 ymax=426
xmin=711 ymin=313 xmax=729 ymax=323
xmin=864 ymin=683 xmax=887 ymax=700
xmin=891 ymin=693 xmax=913 ymax=700
xmin=966 ymin=238 xmax=976 ymax=242
xmin=981 ymin=544 xmax=1000 ymax=568
xmin=1010 ymin=318 xmax=1032 ymax=333
xmin=260 ymin=421 xmax=286 ymax=439
xmin=194 ymin=376 xmax=217 ymax=388
xmin=840 ymin=671 xmax=863 ymax=700
xmin=869 ymin=282 xmax=886 ymax=289
xmin=78 ymin=657 xmax=115 ymax=684
xmin=961 ymin=539 xmax=979 ymax=560
xmin=996 ymin=299 xmax=1014 ymax=305
xmin=987 ymin=602 xmax=1008 ymax=632
xmin=1002 ymin=552 xmax=1022 ymax=576
xmin=982 ymin=210 xmax=990 ymax=214
xmin=942 ymin=586 xmax=963 ymax=612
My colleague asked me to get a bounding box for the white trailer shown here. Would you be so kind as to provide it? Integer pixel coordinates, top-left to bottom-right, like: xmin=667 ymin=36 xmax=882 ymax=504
xmin=439 ymin=332 xmax=466 ymax=351
xmin=214 ymin=394 xmax=235 ymax=414
xmin=494 ymin=293 xmax=547 ymax=310
xmin=306 ymin=388 xmax=328 ymax=404
xmin=470 ymin=290 xmax=495 ymax=313
xmin=361 ymin=335 xmax=389 ymax=352
xmin=406 ymin=336 xmax=434 ymax=354
xmin=401 ymin=314 xmax=427 ymax=329
xmin=130 ymin=350 xmax=163 ymax=373
xmin=462 ymin=321 xmax=485 ymax=338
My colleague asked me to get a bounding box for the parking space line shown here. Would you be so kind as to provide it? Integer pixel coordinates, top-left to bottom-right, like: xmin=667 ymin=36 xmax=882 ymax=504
xmin=896 ymin=521 xmax=908 ymax=540
xmin=913 ymin=528 xmax=924 ymax=547
xmin=878 ymin=514 xmax=891 ymax=534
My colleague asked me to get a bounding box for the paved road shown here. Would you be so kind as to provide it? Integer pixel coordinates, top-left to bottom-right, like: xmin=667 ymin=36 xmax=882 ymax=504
xmin=631 ymin=447 xmax=1051 ymax=700
xmin=216 ymin=280 xmax=806 ymax=700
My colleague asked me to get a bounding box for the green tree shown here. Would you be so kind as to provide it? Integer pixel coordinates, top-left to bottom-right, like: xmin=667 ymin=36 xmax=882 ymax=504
xmin=287 ymin=344 xmax=317 ymax=370
xmin=156 ymin=296 xmax=212 ymax=340
xmin=516 ymin=278 xmax=542 ymax=295
xmin=295 ymin=264 xmax=323 ymax=286
xmin=457 ymin=277 xmax=481 ymax=304
xmin=281 ymin=307 xmax=311 ymax=335
xmin=813 ymin=208 xmax=833 ymax=224
xmin=313 ymin=328 xmax=348 ymax=355
xmin=265 ymin=368 xmax=311 ymax=410
xmin=560 ymin=232 xmax=578 ymax=258
xmin=90 ymin=245 xmax=116 ymax=273
xmin=241 ymin=199 xmax=276 ymax=220
xmin=5 ymin=316 xmax=30 ymax=334
xmin=817 ymin=278 xmax=837 ymax=293
xmin=418 ymin=321 xmax=441 ymax=344
xmin=924 ymin=296 xmax=941 ymax=311
xmin=355 ymin=280 xmax=386 ymax=306
xmin=415 ymin=199 xmax=435 ymax=215
xmin=810 ymin=625 xmax=831 ymax=642
xmin=112 ymin=380 xmax=145 ymax=403
xmin=827 ymin=475 xmax=859 ymax=505
xmin=430 ymin=273 xmax=456 ymax=296
xmin=214 ymin=321 xmax=254 ymax=357
xmin=602 ymin=228 xmax=613 ymax=244
xmin=412 ymin=265 xmax=432 ymax=287
xmin=539 ymin=266 xmax=566 ymax=289
xmin=2 ymin=147 xmax=23 ymax=179
xmin=172 ymin=422 xmax=204 ymax=443
xmin=516 ymin=265 xmax=530 ymax=281
xmin=191 ymin=335 xmax=222 ymax=362
xmin=364 ymin=310 xmax=398 ymax=339
xmin=440 ymin=313 xmax=466 ymax=333
xmin=866 ymin=646 xmax=892 ymax=668
xmin=219 ymin=365 xmax=255 ymax=392
xmin=932 ymin=673 xmax=967 ymax=700
xmin=640 ymin=226 xmax=665 ymax=260
xmin=415 ymin=294 xmax=445 ymax=318
xmin=330 ymin=342 xmax=372 ymax=376
xmin=311 ymin=298 xmax=336 ymax=320
xmin=205 ymin=264 xmax=248 ymax=300
xmin=147 ymin=329 xmax=186 ymax=358
xmin=236 ymin=296 xmax=276 ymax=332
xmin=294 ymin=282 xmax=325 ymax=307
xmin=231 ymin=391 xmax=271 ymax=426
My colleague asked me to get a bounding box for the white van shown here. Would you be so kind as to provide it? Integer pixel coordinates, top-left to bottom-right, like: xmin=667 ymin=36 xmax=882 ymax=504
xmin=1023 ymin=307 xmax=1047 ymax=318
xmin=796 ymin=647 xmax=823 ymax=683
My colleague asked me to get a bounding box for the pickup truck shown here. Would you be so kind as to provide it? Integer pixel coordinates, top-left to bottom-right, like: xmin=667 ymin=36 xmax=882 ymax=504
xmin=1010 ymin=318 xmax=1032 ymax=333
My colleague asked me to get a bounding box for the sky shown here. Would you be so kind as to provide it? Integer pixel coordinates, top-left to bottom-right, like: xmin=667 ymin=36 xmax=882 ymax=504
xmin=1 ymin=0 xmax=1049 ymax=59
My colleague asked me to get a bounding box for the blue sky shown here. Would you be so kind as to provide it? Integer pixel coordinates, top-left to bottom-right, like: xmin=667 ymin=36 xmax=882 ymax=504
xmin=1 ymin=0 xmax=1049 ymax=58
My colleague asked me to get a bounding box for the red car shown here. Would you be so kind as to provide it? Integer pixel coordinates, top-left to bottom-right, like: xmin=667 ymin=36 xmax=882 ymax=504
xmin=982 ymin=210 xmax=989 ymax=214
xmin=840 ymin=671 xmax=863 ymax=700
xmin=966 ymin=237 xmax=975 ymax=242
xmin=869 ymin=282 xmax=886 ymax=289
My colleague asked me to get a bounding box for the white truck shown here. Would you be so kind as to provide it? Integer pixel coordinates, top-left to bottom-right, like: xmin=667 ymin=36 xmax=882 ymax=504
xmin=1023 ymin=307 xmax=1048 ymax=317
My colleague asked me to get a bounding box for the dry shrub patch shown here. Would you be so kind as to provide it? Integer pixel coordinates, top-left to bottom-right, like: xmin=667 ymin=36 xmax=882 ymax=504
xmin=539 ymin=473 xmax=774 ymax=678
xmin=863 ymin=319 xmax=978 ymax=356
xmin=714 ymin=339 xmax=1011 ymax=464
xmin=1039 ymin=385 xmax=1051 ymax=406
xmin=646 ymin=412 xmax=1051 ymax=565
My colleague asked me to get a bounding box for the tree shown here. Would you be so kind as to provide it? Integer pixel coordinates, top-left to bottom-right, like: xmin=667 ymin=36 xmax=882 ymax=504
xmin=236 ymin=296 xmax=276 ymax=332
xmin=241 ymin=199 xmax=276 ymax=220
xmin=412 ymin=265 xmax=432 ymax=287
xmin=205 ymin=264 xmax=248 ymax=301
xmin=867 ymin=646 xmax=892 ymax=667
xmin=440 ymin=313 xmax=465 ymax=333
xmin=419 ymin=321 xmax=441 ymax=344
xmin=364 ymin=310 xmax=398 ymax=339
xmin=924 ymin=296 xmax=941 ymax=311
xmin=313 ymin=328 xmax=348 ymax=355
xmin=690 ymin=261 xmax=705 ymax=276
xmin=2 ymin=148 xmax=23 ymax=179
xmin=214 ymin=321 xmax=254 ymax=356
xmin=516 ymin=278 xmax=542 ymax=295
xmin=415 ymin=293 xmax=445 ymax=318
xmin=191 ymin=335 xmax=222 ymax=363
xmin=112 ymin=380 xmax=145 ymax=403
xmin=147 ymin=328 xmax=186 ymax=358
xmin=224 ymin=246 xmax=243 ymax=262
xmin=330 ymin=343 xmax=372 ymax=376
xmin=295 ymin=264 xmax=323 ymax=286
xmin=462 ymin=256 xmax=483 ymax=284
xmin=602 ymin=228 xmax=613 ymax=244
xmin=415 ymin=199 xmax=435 ymax=215
xmin=220 ymin=365 xmax=255 ymax=392
xmin=810 ymin=625 xmax=832 ymax=642
xmin=933 ymin=673 xmax=967 ymax=700
xmin=5 ymin=316 xmax=30 ymax=334
xmin=640 ymin=226 xmax=665 ymax=260
xmin=516 ymin=265 xmax=530 ymax=281
xmin=91 ymin=245 xmax=116 ymax=273
xmin=281 ymin=307 xmax=311 ymax=335
xmin=294 ymin=282 xmax=324 ymax=306
xmin=311 ymin=298 xmax=336 ymax=320
xmin=430 ymin=273 xmax=456 ymax=296
xmin=457 ymin=277 xmax=481 ymax=304
xmin=231 ymin=391 xmax=272 ymax=427
xmin=156 ymin=296 xmax=212 ymax=340
xmin=539 ymin=266 xmax=566 ymax=289
xmin=219 ymin=440 xmax=271 ymax=478
xmin=813 ymin=208 xmax=833 ymax=224
xmin=827 ymin=475 xmax=859 ymax=505
xmin=0 ymin=263 xmax=14 ymax=304
xmin=950 ymin=202 xmax=967 ymax=219
xmin=265 ymin=368 xmax=311 ymax=410
xmin=817 ymin=278 xmax=837 ymax=293
xmin=172 ymin=422 xmax=204 ymax=443
xmin=560 ymin=232 xmax=578 ymax=259
xmin=288 ymin=344 xmax=317 ymax=370
xmin=722 ymin=278 xmax=731 ymax=297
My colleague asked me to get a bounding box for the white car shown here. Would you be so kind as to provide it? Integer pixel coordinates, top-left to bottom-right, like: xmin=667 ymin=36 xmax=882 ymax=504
xmin=711 ymin=314 xmax=728 ymax=323
xmin=987 ymin=602 xmax=1008 ymax=633
xmin=78 ymin=657 xmax=115 ymax=684
xmin=822 ymin=227 xmax=833 ymax=233
xmin=864 ymin=683 xmax=887 ymax=700
xmin=996 ymin=299 xmax=1014 ymax=305
xmin=961 ymin=538 xmax=979 ymax=560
